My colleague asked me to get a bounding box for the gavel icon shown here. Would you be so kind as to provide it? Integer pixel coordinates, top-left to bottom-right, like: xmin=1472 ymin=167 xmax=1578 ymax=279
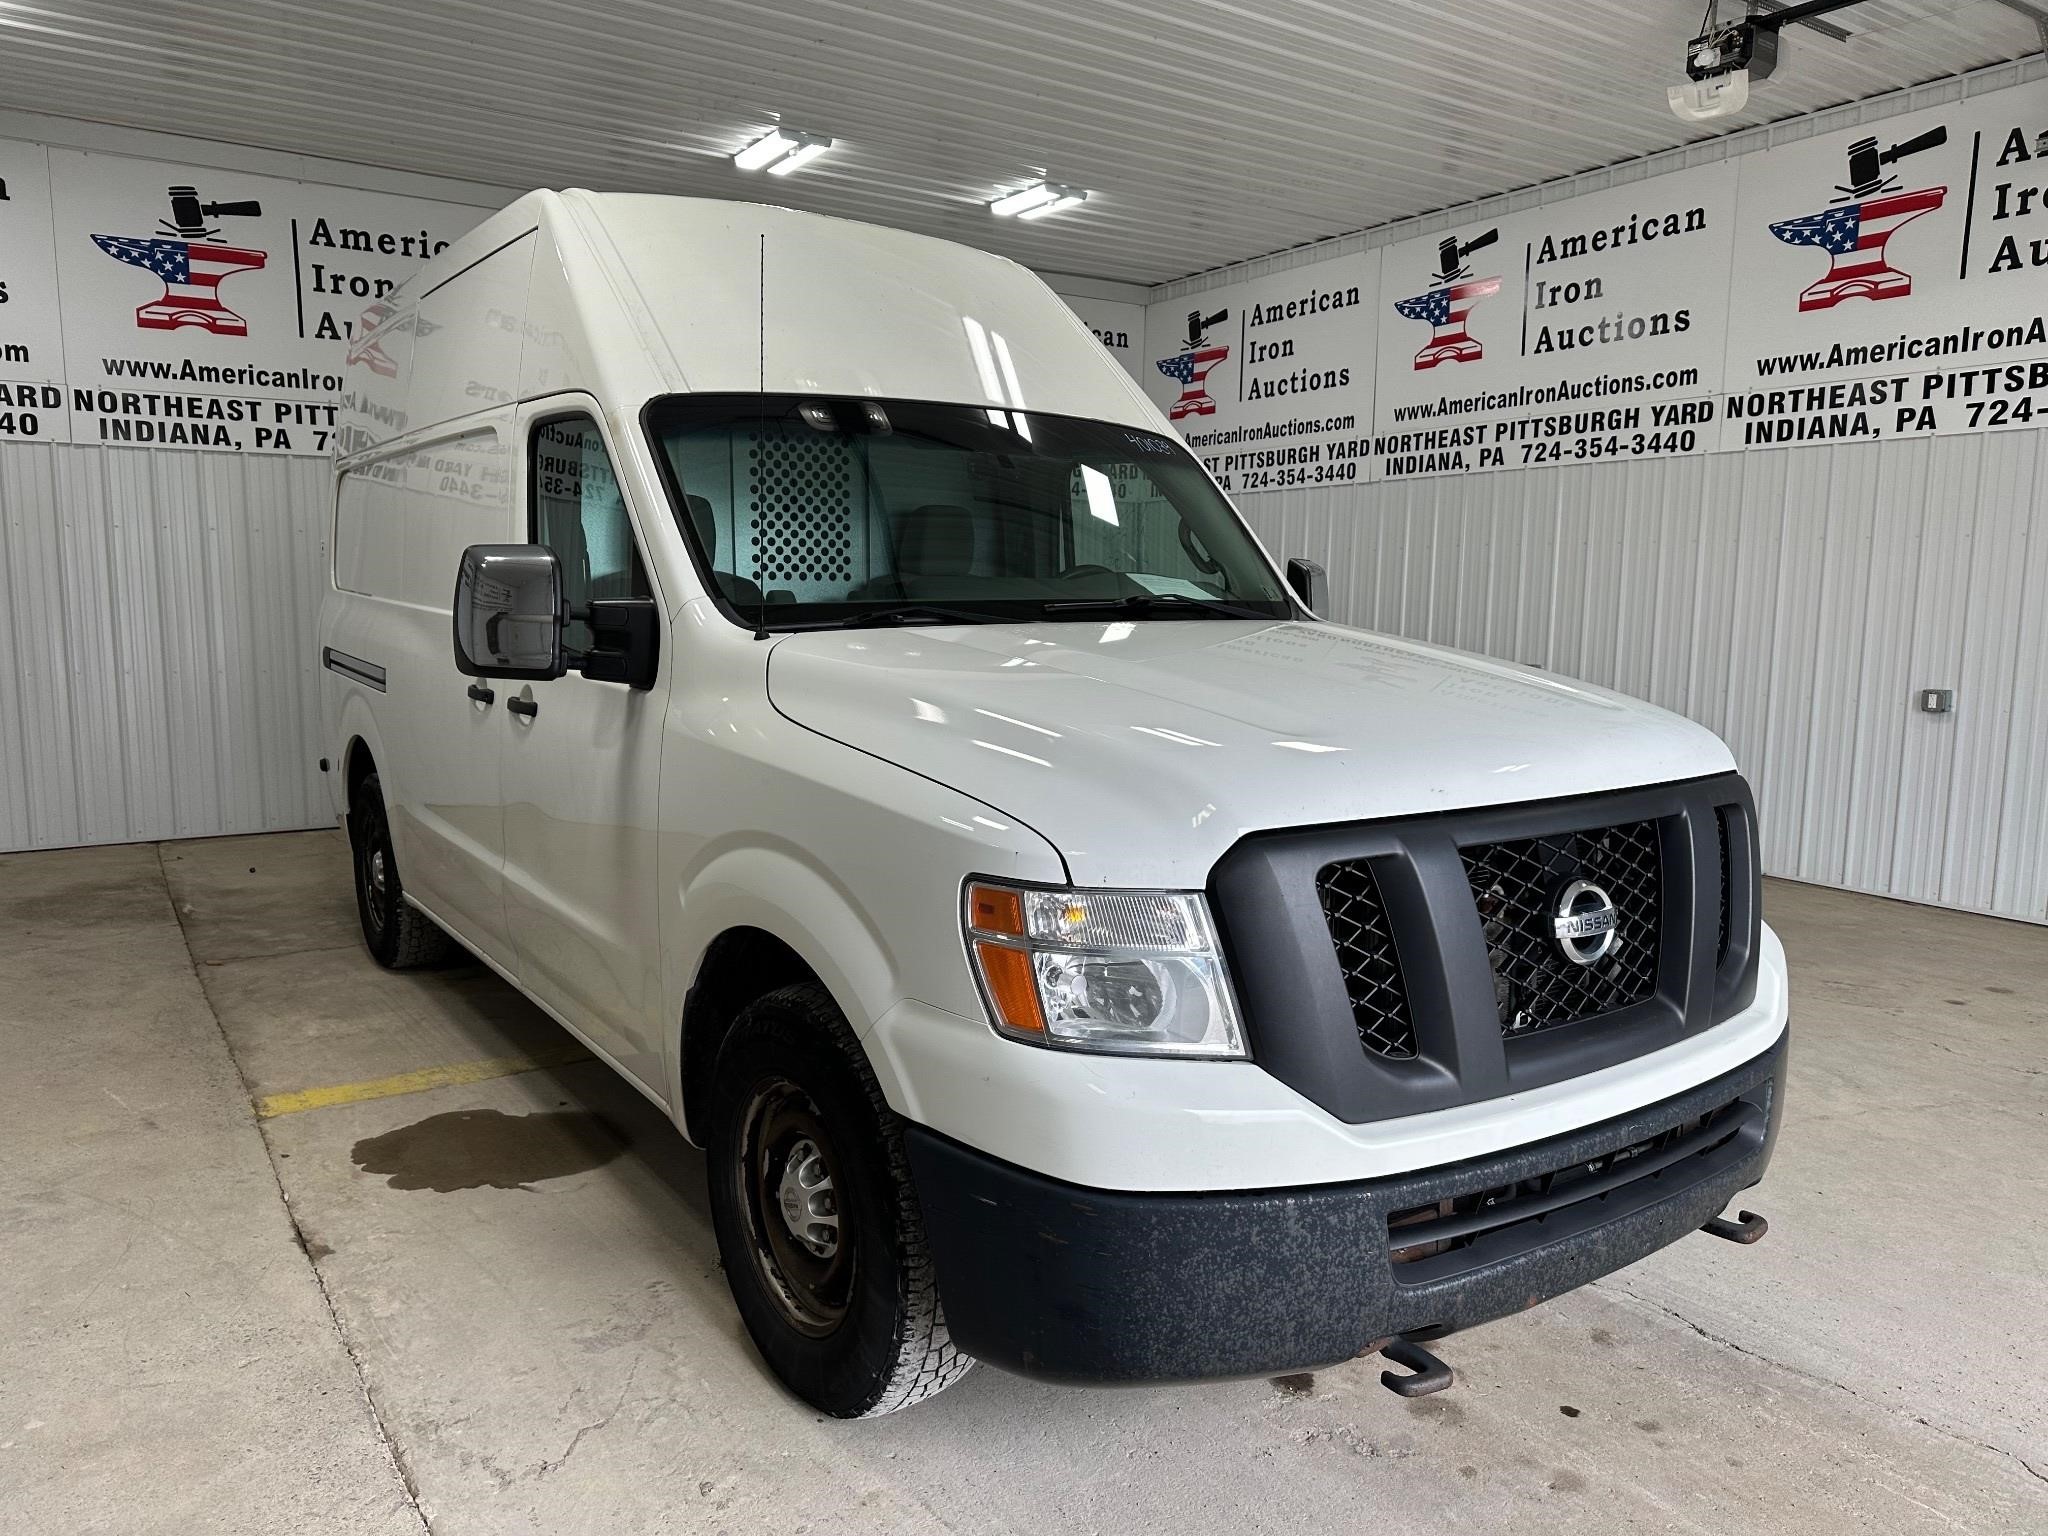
xmin=1838 ymin=126 xmax=1948 ymax=201
xmin=1435 ymin=227 xmax=1499 ymax=283
xmin=164 ymin=184 xmax=264 ymax=239
xmin=1184 ymin=308 xmax=1228 ymax=348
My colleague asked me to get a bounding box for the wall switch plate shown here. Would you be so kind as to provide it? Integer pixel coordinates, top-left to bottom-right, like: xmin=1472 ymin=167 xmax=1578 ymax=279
xmin=1919 ymin=688 xmax=1955 ymax=715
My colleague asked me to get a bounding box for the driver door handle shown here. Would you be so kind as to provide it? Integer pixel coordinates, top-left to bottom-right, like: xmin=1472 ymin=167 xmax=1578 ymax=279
xmin=506 ymin=695 xmax=539 ymax=719
xmin=467 ymin=683 xmax=495 ymax=705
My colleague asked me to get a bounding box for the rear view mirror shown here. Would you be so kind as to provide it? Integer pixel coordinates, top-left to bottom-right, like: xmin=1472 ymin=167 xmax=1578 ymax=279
xmin=1286 ymin=557 xmax=1327 ymax=615
xmin=453 ymin=544 xmax=566 ymax=681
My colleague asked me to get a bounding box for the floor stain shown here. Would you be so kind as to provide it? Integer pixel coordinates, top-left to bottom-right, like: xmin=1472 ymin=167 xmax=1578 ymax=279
xmin=0 ymin=873 xmax=169 ymax=930
xmin=1549 ymin=1469 xmax=1586 ymax=1493
xmin=351 ymin=1108 xmax=623 ymax=1192
xmin=1271 ymin=1373 xmax=1316 ymax=1398
xmin=1633 ymin=1418 xmax=1663 ymax=1434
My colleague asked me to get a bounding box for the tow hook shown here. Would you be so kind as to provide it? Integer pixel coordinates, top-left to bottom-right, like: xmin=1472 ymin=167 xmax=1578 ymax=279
xmin=1376 ymin=1336 xmax=1454 ymax=1397
xmin=1702 ymin=1208 xmax=1769 ymax=1244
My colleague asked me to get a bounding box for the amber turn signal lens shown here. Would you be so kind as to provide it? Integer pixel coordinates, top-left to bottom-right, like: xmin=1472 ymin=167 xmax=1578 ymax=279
xmin=967 ymin=883 xmax=1025 ymax=936
xmin=973 ymin=939 xmax=1045 ymax=1035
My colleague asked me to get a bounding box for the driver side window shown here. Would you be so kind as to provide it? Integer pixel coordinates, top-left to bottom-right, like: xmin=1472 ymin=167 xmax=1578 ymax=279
xmin=531 ymin=414 xmax=649 ymax=653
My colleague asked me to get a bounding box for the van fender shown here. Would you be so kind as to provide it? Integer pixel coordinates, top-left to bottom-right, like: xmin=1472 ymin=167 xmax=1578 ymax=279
xmin=336 ymin=694 xmax=389 ymax=829
xmin=662 ymin=840 xmax=917 ymax=1124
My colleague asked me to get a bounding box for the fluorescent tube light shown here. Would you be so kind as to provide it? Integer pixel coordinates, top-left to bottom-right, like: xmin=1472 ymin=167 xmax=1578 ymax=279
xmin=734 ymin=128 xmax=833 ymax=174
xmin=990 ymin=182 xmax=1059 ymax=217
xmin=733 ymin=129 xmax=798 ymax=171
xmin=766 ymin=135 xmax=833 ymax=175
xmin=1017 ymin=188 xmax=1086 ymax=220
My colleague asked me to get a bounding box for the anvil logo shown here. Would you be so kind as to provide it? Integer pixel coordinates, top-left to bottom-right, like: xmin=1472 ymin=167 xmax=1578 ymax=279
xmin=1155 ymin=307 xmax=1230 ymax=421
xmin=1768 ymin=126 xmax=1948 ymax=311
xmin=93 ymin=183 xmax=267 ymax=336
xmin=1393 ymin=228 xmax=1500 ymax=369
xmin=345 ymin=300 xmax=401 ymax=378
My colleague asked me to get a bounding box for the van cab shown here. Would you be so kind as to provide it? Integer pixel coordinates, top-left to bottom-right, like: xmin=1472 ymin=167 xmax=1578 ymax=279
xmin=320 ymin=190 xmax=1787 ymax=1416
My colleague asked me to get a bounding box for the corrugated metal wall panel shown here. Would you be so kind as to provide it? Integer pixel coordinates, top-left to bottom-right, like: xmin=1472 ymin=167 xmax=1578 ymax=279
xmin=0 ymin=439 xmax=330 ymax=850
xmin=1239 ymin=431 xmax=2048 ymax=925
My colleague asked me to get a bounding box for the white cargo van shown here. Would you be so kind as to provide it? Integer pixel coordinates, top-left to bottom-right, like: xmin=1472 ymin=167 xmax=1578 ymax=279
xmin=319 ymin=190 xmax=1785 ymax=1417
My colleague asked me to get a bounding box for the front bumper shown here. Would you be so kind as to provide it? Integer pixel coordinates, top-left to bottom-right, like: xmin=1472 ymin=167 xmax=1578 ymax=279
xmin=907 ymin=1031 xmax=1785 ymax=1384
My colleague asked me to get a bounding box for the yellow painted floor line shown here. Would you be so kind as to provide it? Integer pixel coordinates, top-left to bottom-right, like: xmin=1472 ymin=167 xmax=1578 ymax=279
xmin=254 ymin=1041 xmax=597 ymax=1120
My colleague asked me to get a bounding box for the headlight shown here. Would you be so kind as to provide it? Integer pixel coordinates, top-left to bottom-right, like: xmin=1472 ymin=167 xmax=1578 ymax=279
xmin=963 ymin=881 xmax=1246 ymax=1058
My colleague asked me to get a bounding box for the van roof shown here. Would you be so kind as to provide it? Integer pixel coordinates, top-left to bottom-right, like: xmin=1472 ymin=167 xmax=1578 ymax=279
xmin=359 ymin=189 xmax=1158 ymax=438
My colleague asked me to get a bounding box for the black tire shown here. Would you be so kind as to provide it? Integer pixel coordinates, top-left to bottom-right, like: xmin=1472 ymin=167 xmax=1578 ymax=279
xmin=707 ymin=983 xmax=974 ymax=1417
xmin=348 ymin=770 xmax=456 ymax=970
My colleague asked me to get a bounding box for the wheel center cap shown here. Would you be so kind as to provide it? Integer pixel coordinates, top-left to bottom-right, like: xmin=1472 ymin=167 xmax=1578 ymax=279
xmin=775 ymin=1137 xmax=839 ymax=1259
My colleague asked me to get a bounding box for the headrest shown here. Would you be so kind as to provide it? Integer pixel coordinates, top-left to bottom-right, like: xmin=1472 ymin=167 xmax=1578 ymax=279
xmin=895 ymin=504 xmax=977 ymax=577
xmin=685 ymin=494 xmax=717 ymax=559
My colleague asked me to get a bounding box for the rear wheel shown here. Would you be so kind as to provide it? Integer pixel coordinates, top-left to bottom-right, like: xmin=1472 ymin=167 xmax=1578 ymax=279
xmin=707 ymin=983 xmax=974 ymax=1417
xmin=348 ymin=770 xmax=455 ymax=969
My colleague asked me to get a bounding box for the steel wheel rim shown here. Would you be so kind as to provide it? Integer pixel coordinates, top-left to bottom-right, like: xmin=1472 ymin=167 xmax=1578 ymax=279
xmin=736 ymin=1077 xmax=852 ymax=1337
xmin=357 ymin=809 xmax=390 ymax=938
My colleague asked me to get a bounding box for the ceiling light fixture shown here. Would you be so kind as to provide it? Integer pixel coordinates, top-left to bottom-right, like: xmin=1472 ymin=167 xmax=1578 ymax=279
xmin=734 ymin=128 xmax=833 ymax=175
xmin=766 ymin=134 xmax=833 ymax=176
xmin=990 ymin=181 xmax=1088 ymax=219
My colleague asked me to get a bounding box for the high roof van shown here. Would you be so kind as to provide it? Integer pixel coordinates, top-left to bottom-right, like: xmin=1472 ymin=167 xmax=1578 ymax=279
xmin=319 ymin=190 xmax=1785 ymax=1417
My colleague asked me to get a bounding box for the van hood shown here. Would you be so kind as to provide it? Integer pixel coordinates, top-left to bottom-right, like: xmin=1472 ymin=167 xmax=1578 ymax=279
xmin=766 ymin=620 xmax=1735 ymax=887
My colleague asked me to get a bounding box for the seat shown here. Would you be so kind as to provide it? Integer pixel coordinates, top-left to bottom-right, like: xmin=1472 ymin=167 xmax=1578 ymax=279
xmin=894 ymin=503 xmax=980 ymax=584
xmin=685 ymin=494 xmax=765 ymax=607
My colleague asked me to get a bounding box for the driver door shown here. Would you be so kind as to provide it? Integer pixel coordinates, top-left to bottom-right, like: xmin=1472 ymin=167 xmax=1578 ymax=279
xmin=498 ymin=399 xmax=667 ymax=1086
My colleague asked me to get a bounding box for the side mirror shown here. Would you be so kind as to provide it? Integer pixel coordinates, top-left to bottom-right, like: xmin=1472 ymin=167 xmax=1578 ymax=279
xmin=1285 ymin=557 xmax=1328 ymax=615
xmin=581 ymin=597 xmax=660 ymax=691
xmin=453 ymin=544 xmax=566 ymax=681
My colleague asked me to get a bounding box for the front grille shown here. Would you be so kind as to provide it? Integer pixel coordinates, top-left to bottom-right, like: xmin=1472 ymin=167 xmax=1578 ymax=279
xmin=1715 ymin=807 xmax=1733 ymax=963
xmin=1316 ymin=860 xmax=1417 ymax=1060
xmin=1462 ymin=821 xmax=1662 ymax=1037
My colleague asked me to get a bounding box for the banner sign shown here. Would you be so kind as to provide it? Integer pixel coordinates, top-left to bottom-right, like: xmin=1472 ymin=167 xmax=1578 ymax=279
xmin=1721 ymin=96 xmax=2048 ymax=451
xmin=0 ymin=139 xmax=65 ymax=440
xmin=1142 ymin=77 xmax=2048 ymax=490
xmin=1056 ymin=294 xmax=1149 ymax=384
xmin=0 ymin=138 xmax=488 ymax=453
xmin=1139 ymin=251 xmax=1381 ymax=495
xmin=1371 ymin=164 xmax=1736 ymax=478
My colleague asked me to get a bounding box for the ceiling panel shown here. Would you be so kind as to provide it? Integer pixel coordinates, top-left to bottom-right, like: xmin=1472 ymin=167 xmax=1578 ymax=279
xmin=0 ymin=0 xmax=2036 ymax=284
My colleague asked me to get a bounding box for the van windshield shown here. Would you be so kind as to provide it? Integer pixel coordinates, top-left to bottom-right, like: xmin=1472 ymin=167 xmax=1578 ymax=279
xmin=646 ymin=395 xmax=1294 ymax=631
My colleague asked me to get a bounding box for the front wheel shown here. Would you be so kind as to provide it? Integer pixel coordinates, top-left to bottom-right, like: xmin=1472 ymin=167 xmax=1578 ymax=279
xmin=707 ymin=984 xmax=974 ymax=1417
xmin=348 ymin=770 xmax=455 ymax=970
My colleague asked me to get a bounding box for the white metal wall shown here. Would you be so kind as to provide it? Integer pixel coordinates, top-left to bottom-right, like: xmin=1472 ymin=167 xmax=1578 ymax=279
xmin=1238 ymin=428 xmax=2048 ymax=924
xmin=0 ymin=440 xmax=334 ymax=849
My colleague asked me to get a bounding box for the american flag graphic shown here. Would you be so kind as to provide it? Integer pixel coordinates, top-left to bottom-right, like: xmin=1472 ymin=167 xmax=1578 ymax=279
xmin=1155 ymin=345 xmax=1230 ymax=420
xmin=1393 ymin=275 xmax=1501 ymax=369
xmin=1768 ymin=185 xmax=1945 ymax=311
xmin=92 ymin=235 xmax=269 ymax=335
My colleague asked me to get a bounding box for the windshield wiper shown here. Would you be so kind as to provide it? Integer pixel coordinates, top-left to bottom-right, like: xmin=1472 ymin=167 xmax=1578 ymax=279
xmin=840 ymin=603 xmax=1001 ymax=629
xmin=1041 ymin=592 xmax=1281 ymax=621
xmin=761 ymin=603 xmax=1002 ymax=634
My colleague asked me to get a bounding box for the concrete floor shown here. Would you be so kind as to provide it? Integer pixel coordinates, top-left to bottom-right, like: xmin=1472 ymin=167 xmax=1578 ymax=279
xmin=3 ymin=830 xmax=2043 ymax=1535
